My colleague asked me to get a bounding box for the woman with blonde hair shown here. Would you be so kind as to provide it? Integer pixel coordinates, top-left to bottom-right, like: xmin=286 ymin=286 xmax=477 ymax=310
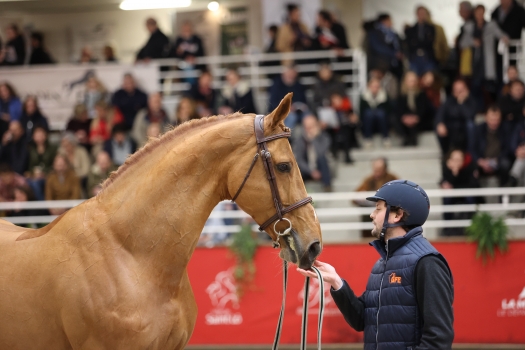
xmin=174 ymin=97 xmax=200 ymax=126
xmin=84 ymin=75 xmax=108 ymax=119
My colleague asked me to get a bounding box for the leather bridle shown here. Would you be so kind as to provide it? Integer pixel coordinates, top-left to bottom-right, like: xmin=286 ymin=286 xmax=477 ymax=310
xmin=231 ymin=114 xmax=313 ymax=247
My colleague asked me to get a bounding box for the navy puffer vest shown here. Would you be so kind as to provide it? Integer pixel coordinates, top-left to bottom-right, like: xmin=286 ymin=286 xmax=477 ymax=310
xmin=363 ymin=227 xmax=449 ymax=350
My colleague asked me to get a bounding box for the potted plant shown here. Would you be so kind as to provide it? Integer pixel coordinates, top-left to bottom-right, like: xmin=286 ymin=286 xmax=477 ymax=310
xmin=465 ymin=212 xmax=508 ymax=263
xmin=229 ymin=223 xmax=258 ymax=297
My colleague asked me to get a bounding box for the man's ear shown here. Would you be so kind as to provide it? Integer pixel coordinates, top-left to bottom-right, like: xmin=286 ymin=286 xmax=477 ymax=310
xmin=266 ymin=92 xmax=293 ymax=130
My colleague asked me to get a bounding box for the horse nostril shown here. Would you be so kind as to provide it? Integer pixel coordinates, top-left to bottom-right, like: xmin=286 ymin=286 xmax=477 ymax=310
xmin=308 ymin=241 xmax=321 ymax=262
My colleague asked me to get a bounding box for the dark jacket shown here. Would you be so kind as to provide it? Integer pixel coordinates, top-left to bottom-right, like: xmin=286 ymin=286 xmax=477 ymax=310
xmin=20 ymin=111 xmax=50 ymax=143
xmin=440 ymin=159 xmax=479 ymax=189
xmin=0 ymin=136 xmax=29 ymax=175
xmin=311 ymin=76 xmax=347 ymax=112
xmin=136 ymin=29 xmax=169 ymax=60
xmin=511 ymin=122 xmax=525 ymax=151
xmin=491 ymin=0 xmax=525 ymax=39
xmin=186 ymin=83 xmax=218 ymax=115
xmin=220 ymin=81 xmax=257 ymax=114
xmin=498 ymin=94 xmax=525 ymax=126
xmin=396 ymin=92 xmax=434 ymax=131
xmin=27 ymin=142 xmax=58 ymax=175
xmin=29 ymin=47 xmax=54 ymax=65
xmin=366 ymin=23 xmax=401 ymax=73
xmin=103 ymin=138 xmax=137 ymax=166
xmin=472 ymin=122 xmax=511 ymax=163
xmin=435 ymin=95 xmax=476 ymax=128
xmin=404 ymin=22 xmax=437 ymax=62
xmin=111 ymin=88 xmax=148 ymax=129
xmin=268 ymin=77 xmax=307 ymax=111
xmin=169 ymin=35 xmax=205 ymax=59
xmin=2 ymin=35 xmax=25 ymax=66
xmin=313 ymin=22 xmax=350 ymax=51
xmin=331 ymin=227 xmax=454 ymax=350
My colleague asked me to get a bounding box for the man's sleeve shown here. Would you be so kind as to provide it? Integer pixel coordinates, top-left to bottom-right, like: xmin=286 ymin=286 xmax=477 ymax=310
xmin=414 ymin=255 xmax=454 ymax=350
xmin=330 ymin=279 xmax=366 ymax=331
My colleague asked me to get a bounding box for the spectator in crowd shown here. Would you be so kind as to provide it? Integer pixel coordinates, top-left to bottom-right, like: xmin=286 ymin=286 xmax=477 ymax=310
xmin=0 ymin=121 xmax=28 ymax=175
xmin=435 ymin=79 xmax=476 ymax=154
xmin=311 ymin=63 xmax=347 ymax=113
xmin=364 ymin=14 xmax=403 ymax=79
xmin=404 ymin=6 xmax=438 ymax=76
xmin=325 ymin=93 xmax=358 ymax=163
xmin=265 ymin=25 xmax=279 ymax=54
xmin=132 ymin=92 xmax=169 ymax=146
xmin=369 ymin=68 xmax=399 ymax=103
xmin=29 ymin=32 xmax=54 ymax=65
xmin=103 ymin=124 xmax=137 ymax=166
xmin=419 ymin=6 xmax=450 ymax=68
xmin=87 ymin=151 xmax=117 ymax=197
xmin=420 ymin=70 xmax=445 ymax=110
xmin=84 ymin=75 xmax=108 ymax=119
xmin=313 ymin=10 xmax=349 ymax=54
xmin=268 ymin=65 xmax=307 ymax=125
xmin=136 ymin=18 xmax=169 ymax=62
xmin=6 ymin=185 xmax=45 ymax=225
xmin=360 ymin=77 xmax=391 ymax=148
xmin=499 ymin=79 xmax=525 ymax=128
xmin=292 ymin=115 xmax=332 ymax=192
xmin=0 ymin=82 xmax=23 ymax=131
xmin=58 ymin=132 xmax=90 ymax=184
xmin=90 ymin=101 xmax=122 ymax=157
xmin=0 ymin=163 xmax=27 ymax=202
xmin=27 ymin=126 xmax=57 ymax=200
xmin=509 ymin=121 xmax=525 ymax=187
xmin=187 ymin=70 xmax=217 ymax=117
xmin=174 ymin=97 xmax=200 ymax=125
xmin=276 ymin=4 xmax=312 ymax=53
xmin=355 ymin=158 xmax=398 ymax=193
xmin=501 ymin=65 xmax=520 ymax=96
xmin=219 ymin=68 xmax=257 ymax=115
xmin=78 ymin=46 xmax=97 ymax=64
xmin=169 ymin=21 xmax=205 ymax=62
xmin=472 ymin=105 xmax=511 ymax=187
xmin=456 ymin=1 xmax=474 ymax=75
xmin=20 ymin=95 xmax=49 ymax=143
xmin=45 ymin=154 xmax=81 ymax=214
xmin=111 ymin=73 xmax=148 ymax=130
xmin=146 ymin=122 xmax=162 ymax=141
xmin=103 ymin=45 xmax=117 ymax=62
xmin=1 ymin=24 xmax=25 ymax=66
xmin=66 ymin=104 xmax=91 ymax=151
xmin=396 ymin=71 xmax=433 ymax=146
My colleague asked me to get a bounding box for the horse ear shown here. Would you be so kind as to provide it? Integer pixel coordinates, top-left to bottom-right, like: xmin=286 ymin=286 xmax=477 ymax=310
xmin=267 ymin=93 xmax=292 ymax=130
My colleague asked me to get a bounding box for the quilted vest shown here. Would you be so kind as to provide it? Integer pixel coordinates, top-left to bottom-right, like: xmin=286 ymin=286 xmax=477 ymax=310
xmin=363 ymin=227 xmax=448 ymax=350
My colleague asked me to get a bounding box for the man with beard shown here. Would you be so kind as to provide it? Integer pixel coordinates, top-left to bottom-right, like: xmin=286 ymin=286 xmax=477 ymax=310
xmin=298 ymin=180 xmax=454 ymax=349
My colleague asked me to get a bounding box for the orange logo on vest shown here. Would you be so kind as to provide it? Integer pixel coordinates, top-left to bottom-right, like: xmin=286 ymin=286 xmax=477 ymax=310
xmin=389 ymin=273 xmax=402 ymax=284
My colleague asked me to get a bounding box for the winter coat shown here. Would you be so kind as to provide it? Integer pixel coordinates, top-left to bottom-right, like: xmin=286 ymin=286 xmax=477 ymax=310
xmin=220 ymin=81 xmax=257 ymax=114
xmin=136 ymin=29 xmax=169 ymax=60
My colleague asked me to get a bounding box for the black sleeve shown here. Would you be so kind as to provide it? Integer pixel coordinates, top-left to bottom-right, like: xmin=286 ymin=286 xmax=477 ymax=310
xmin=329 ymin=279 xmax=366 ymax=332
xmin=414 ymin=255 xmax=454 ymax=350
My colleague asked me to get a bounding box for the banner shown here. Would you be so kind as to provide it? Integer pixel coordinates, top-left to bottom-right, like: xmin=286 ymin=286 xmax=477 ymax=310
xmin=187 ymin=241 xmax=525 ymax=345
xmin=1 ymin=64 xmax=159 ymax=130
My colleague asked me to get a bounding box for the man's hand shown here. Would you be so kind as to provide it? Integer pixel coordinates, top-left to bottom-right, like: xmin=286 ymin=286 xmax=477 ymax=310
xmin=311 ymin=170 xmax=322 ymax=181
xmin=516 ymin=145 xmax=525 ymax=159
xmin=297 ymin=260 xmax=343 ymax=290
xmin=436 ymin=123 xmax=448 ymax=137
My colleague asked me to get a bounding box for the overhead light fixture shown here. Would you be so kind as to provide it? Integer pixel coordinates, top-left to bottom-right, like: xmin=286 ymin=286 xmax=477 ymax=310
xmin=207 ymin=1 xmax=219 ymax=12
xmin=120 ymin=0 xmax=192 ymax=10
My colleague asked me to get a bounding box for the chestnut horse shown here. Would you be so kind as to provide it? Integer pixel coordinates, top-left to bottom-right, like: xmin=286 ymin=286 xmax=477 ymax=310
xmin=0 ymin=93 xmax=322 ymax=350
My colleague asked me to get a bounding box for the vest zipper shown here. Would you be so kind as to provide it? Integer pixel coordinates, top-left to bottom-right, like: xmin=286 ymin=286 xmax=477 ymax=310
xmin=376 ymin=241 xmax=389 ymax=350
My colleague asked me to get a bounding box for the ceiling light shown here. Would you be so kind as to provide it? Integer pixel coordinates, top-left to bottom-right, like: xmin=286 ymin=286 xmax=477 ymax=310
xmin=207 ymin=1 xmax=219 ymax=12
xmin=120 ymin=0 xmax=191 ymax=10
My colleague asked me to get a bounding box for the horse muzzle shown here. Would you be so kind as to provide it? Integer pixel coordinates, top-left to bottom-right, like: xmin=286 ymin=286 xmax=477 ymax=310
xmin=278 ymin=229 xmax=322 ymax=269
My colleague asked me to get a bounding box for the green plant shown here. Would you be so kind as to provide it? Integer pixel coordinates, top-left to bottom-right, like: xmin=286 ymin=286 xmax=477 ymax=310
xmin=229 ymin=223 xmax=258 ymax=297
xmin=466 ymin=212 xmax=509 ymax=263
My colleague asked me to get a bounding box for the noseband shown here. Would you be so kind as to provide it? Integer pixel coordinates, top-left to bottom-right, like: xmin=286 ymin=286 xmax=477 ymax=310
xmin=231 ymin=115 xmax=313 ymax=247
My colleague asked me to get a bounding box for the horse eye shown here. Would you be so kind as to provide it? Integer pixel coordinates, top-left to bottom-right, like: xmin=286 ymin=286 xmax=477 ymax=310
xmin=276 ymin=163 xmax=291 ymax=173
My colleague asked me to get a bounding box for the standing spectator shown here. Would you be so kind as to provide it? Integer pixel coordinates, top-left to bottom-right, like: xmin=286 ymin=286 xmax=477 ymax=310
xmin=66 ymin=104 xmax=91 ymax=151
xmin=365 ymin=14 xmax=403 ymax=79
xmin=20 ymin=95 xmax=49 ymax=143
xmin=136 ymin=18 xmax=169 ymax=62
xmin=29 ymin=32 xmax=54 ymax=65
xmin=111 ymin=73 xmax=148 ymax=130
xmin=404 ymin=7 xmax=437 ymax=76
xmin=313 ymin=10 xmax=349 ymax=54
xmin=0 ymin=82 xmax=23 ymax=127
xmin=360 ymin=77 xmax=391 ymax=148
xmin=276 ymin=4 xmax=311 ymax=53
xmin=419 ymin=7 xmax=450 ymax=69
xmin=45 ymin=154 xmax=81 ymax=213
xmin=58 ymin=132 xmax=91 ymax=183
xmin=132 ymin=92 xmax=169 ymax=146
xmin=396 ymin=71 xmax=433 ymax=146
xmin=27 ymin=126 xmax=57 ymax=200
xmin=187 ymin=70 xmax=217 ymax=117
xmin=103 ymin=124 xmax=137 ymax=166
xmin=1 ymin=24 xmax=25 ymax=66
xmin=456 ymin=2 xmax=474 ymax=75
xmin=0 ymin=121 xmax=28 ymax=175
xmin=499 ymin=79 xmax=525 ymax=128
xmin=78 ymin=46 xmax=97 ymax=64
xmin=0 ymin=163 xmax=27 ymax=202
xmin=501 ymin=65 xmax=520 ymax=96
xmin=174 ymin=97 xmax=200 ymax=125
xmin=84 ymin=75 xmax=108 ymax=119
xmin=90 ymin=101 xmax=122 ymax=157
xmin=103 ymin=45 xmax=117 ymax=62
xmin=169 ymin=21 xmax=205 ymax=61
xmin=292 ymin=115 xmax=332 ymax=192
xmin=219 ymin=68 xmax=257 ymax=115
xmin=268 ymin=64 xmax=307 ymax=118
xmin=435 ymin=79 xmax=476 ymax=154
xmin=420 ymin=71 xmax=445 ymax=110
xmin=265 ymin=25 xmax=279 ymax=54
xmin=87 ymin=151 xmax=117 ymax=197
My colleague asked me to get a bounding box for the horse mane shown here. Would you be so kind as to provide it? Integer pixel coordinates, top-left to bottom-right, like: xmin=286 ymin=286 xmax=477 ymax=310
xmin=101 ymin=112 xmax=249 ymax=190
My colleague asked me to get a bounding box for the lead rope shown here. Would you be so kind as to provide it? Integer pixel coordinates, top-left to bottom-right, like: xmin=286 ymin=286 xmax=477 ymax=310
xmin=272 ymin=261 xmax=324 ymax=350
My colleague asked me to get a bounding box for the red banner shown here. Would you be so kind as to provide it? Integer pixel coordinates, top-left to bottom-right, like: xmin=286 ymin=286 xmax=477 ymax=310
xmin=187 ymin=241 xmax=525 ymax=345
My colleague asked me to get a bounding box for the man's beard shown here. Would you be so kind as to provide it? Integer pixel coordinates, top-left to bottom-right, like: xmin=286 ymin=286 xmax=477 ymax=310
xmin=371 ymin=224 xmax=381 ymax=239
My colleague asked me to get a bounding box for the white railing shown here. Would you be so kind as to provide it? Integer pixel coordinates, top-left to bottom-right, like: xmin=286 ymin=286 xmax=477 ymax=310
xmin=505 ymin=39 xmax=525 ymax=82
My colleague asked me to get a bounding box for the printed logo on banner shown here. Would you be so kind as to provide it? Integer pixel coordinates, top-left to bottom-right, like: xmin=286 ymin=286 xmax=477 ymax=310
xmin=205 ymin=267 xmax=243 ymax=325
xmin=296 ymin=279 xmax=340 ymax=316
xmin=497 ymin=286 xmax=525 ymax=317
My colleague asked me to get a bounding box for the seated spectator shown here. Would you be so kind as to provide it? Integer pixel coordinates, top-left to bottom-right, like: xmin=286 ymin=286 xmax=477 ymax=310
xmin=79 ymin=46 xmax=97 ymax=64
xmin=87 ymin=151 xmax=117 ymax=197
xmin=369 ymin=68 xmax=399 ymax=103
xmin=29 ymin=32 xmax=54 ymax=65
xmin=103 ymin=124 xmax=137 ymax=166
xmin=103 ymin=45 xmax=117 ymax=62
xmin=359 ymin=77 xmax=391 ymax=148
xmin=90 ymin=101 xmax=123 ymax=156
xmin=218 ymin=68 xmax=257 ymax=115
xmin=58 ymin=132 xmax=91 ymax=183
xmin=27 ymin=126 xmax=57 ymax=200
xmin=396 ymin=71 xmax=433 ymax=146
xmin=111 ymin=73 xmax=148 ymax=130
xmin=292 ymin=115 xmax=332 ymax=191
xmin=1 ymin=24 xmax=25 ymax=66
xmin=136 ymin=18 xmax=169 ymax=62
xmin=435 ymin=79 xmax=476 ymax=154
xmin=146 ymin=123 xmax=162 ymax=140
xmin=169 ymin=21 xmax=205 ymax=63
xmin=364 ymin=14 xmax=403 ymax=79
xmin=321 ymin=93 xmax=357 ymax=163
xmin=0 ymin=82 xmax=23 ymax=133
xmin=174 ymin=97 xmax=200 ymax=125
xmin=499 ymin=79 xmax=525 ymax=128
xmin=472 ymin=105 xmax=511 ymax=187
xmin=132 ymin=92 xmax=170 ymax=146
xmin=405 ymin=7 xmax=438 ymax=76
xmin=6 ymin=185 xmax=47 ymax=226
xmin=187 ymin=70 xmax=217 ymax=117
xmin=0 ymin=121 xmax=28 ymax=175
xmin=268 ymin=65 xmax=307 ymax=125
xmin=0 ymin=163 xmax=27 ymax=202
xmin=420 ymin=70 xmax=445 ymax=110
xmin=45 ymin=154 xmax=82 ymax=214
xmin=66 ymin=104 xmax=91 ymax=151
xmin=509 ymin=127 xmax=525 ymax=187
xmin=311 ymin=64 xmax=347 ymax=112
xmin=313 ymin=10 xmax=349 ymax=54
xmin=276 ymin=4 xmax=312 ymax=54
xmin=84 ymin=75 xmax=108 ymax=119
xmin=20 ymin=95 xmax=49 ymax=142
xmin=501 ymin=65 xmax=520 ymax=96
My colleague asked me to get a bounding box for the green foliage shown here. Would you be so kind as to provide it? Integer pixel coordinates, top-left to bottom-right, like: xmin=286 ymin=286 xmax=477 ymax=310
xmin=466 ymin=212 xmax=509 ymax=263
xmin=229 ymin=223 xmax=258 ymax=297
